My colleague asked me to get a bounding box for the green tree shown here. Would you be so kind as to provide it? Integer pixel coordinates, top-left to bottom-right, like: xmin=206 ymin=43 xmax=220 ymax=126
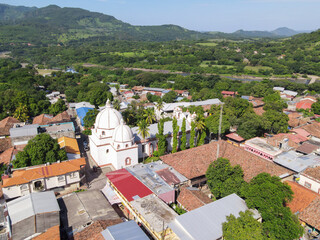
xmin=83 ymin=109 xmax=99 ymax=128
xmin=206 ymin=158 xmax=246 ymax=199
xmin=113 ymin=99 xmax=121 ymax=111
xmin=262 ymin=110 xmax=289 ymax=134
xmin=311 ymin=100 xmax=320 ymax=114
xmin=162 ymin=91 xmax=177 ymax=103
xmin=137 ymin=119 xmax=150 ymax=163
xmin=13 ymin=133 xmax=67 ymax=168
xmin=13 ymin=103 xmax=29 ymax=122
xmin=156 ymin=118 xmax=166 ymax=156
xmin=49 ymin=99 xmax=67 ymax=116
xmin=195 ymin=114 xmax=206 ymax=146
xmin=242 ymin=173 xmax=304 ymax=240
xmin=172 ymin=117 xmax=179 ymax=153
xmin=180 ymin=118 xmax=187 ymax=151
xmin=223 ymin=210 xmax=265 ymax=240
xmin=144 ymin=107 xmax=156 ymax=124
xmin=189 ymin=121 xmax=196 ymax=148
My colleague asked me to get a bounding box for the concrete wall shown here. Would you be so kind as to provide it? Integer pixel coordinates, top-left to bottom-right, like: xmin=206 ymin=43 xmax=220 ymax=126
xmin=299 ymin=174 xmax=320 ymax=193
xmin=36 ymin=212 xmax=60 ymax=233
xmin=2 ymin=185 xmax=21 ymax=199
xmin=48 ymin=131 xmax=75 ymax=139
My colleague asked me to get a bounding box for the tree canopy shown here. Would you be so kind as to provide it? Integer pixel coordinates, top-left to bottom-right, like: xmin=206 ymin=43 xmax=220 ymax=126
xmin=13 ymin=133 xmax=67 ymax=168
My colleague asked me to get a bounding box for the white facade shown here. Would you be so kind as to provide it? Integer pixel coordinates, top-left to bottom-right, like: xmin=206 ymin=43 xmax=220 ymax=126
xmin=2 ymin=171 xmax=80 ymax=200
xmin=299 ymin=174 xmax=320 ymax=194
xmin=89 ymin=101 xmax=138 ymax=169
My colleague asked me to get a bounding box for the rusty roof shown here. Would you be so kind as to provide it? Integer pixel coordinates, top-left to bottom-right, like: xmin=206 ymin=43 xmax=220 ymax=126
xmin=0 ymin=138 xmax=11 ymax=153
xmin=155 ymin=168 xmax=181 ymax=185
xmin=300 ymin=122 xmax=320 ymax=138
xmin=302 ymin=165 xmax=320 ymax=182
xmin=160 ymin=141 xmax=292 ymax=182
xmin=296 ymin=143 xmax=319 ymax=155
xmin=49 ymin=111 xmax=71 ymax=123
xmin=32 ymin=114 xmax=53 ymax=125
xmin=226 ymin=133 xmax=245 ymax=142
xmin=0 ymin=117 xmax=20 ymax=136
xmin=177 ymin=186 xmax=212 ymax=211
xmin=300 ymin=197 xmax=320 ymax=230
xmin=2 ymin=158 xmax=86 ymax=187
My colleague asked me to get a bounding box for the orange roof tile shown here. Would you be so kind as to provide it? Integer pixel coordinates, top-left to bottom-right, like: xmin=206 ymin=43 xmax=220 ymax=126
xmin=58 ymin=136 xmax=80 ymax=155
xmin=0 ymin=138 xmax=11 ymax=153
xmin=285 ymin=181 xmax=318 ymax=214
xmin=296 ymin=99 xmax=316 ymax=110
xmin=0 ymin=147 xmax=14 ymax=165
xmin=32 ymin=225 xmax=60 ymax=240
xmin=49 ymin=111 xmax=71 ymax=124
xmin=2 ymin=158 xmax=86 ymax=187
xmin=160 ymin=141 xmax=292 ymax=182
xmin=0 ymin=117 xmax=20 ymax=136
xmin=32 ymin=114 xmax=53 ymax=125
xmin=177 ymin=186 xmax=212 ymax=211
xmin=300 ymin=198 xmax=320 ymax=230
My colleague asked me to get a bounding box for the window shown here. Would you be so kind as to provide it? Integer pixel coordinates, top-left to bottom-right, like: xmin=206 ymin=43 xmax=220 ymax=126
xmin=304 ymin=182 xmax=312 ymax=189
xmin=125 ymin=157 xmax=131 ymax=166
xmin=106 ymin=149 xmax=109 ymax=153
xmin=20 ymin=184 xmax=28 ymax=190
xmin=102 ymin=131 xmax=105 ymax=135
xmin=34 ymin=181 xmax=43 ymax=190
xmin=125 ymin=144 xmax=128 ymax=148
xmin=117 ymin=145 xmax=120 ymax=149
xmin=70 ymin=172 xmax=77 ymax=179
xmin=58 ymin=176 xmax=65 ymax=182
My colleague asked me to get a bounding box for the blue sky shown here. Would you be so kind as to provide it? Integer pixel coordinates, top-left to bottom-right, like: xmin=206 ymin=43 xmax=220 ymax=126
xmin=1 ymin=0 xmax=320 ymax=32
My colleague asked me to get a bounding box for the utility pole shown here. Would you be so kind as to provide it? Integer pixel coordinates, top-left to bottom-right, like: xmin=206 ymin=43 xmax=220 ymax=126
xmin=216 ymin=103 xmax=223 ymax=159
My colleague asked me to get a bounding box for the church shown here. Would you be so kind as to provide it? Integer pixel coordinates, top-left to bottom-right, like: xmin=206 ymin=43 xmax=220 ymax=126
xmin=89 ymin=101 xmax=193 ymax=170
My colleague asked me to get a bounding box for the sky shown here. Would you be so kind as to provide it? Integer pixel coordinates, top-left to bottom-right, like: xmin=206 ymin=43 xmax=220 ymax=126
xmin=1 ymin=0 xmax=320 ymax=32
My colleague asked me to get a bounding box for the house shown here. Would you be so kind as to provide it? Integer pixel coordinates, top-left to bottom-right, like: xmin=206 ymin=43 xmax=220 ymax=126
xmin=288 ymin=112 xmax=309 ymax=128
xmin=296 ymin=142 xmax=319 ymax=155
xmin=299 ymin=166 xmax=320 ymax=194
xmin=76 ymin=107 xmax=94 ymax=126
xmin=174 ymin=90 xmax=189 ymax=97
xmin=0 ymin=117 xmax=20 ymax=137
xmin=286 ymin=181 xmax=320 ymax=234
xmin=49 ymin=111 xmax=71 ymax=124
xmin=177 ymin=186 xmax=212 ymax=211
xmin=281 ymin=90 xmax=298 ymax=101
xmin=123 ymin=91 xmax=134 ymax=99
xmin=0 ymin=138 xmax=11 ymax=153
xmin=7 ymin=191 xmax=60 ymax=240
xmin=101 ymin=220 xmax=149 ymax=240
xmin=42 ymin=122 xmax=75 ymax=139
xmin=273 ymin=151 xmax=320 ymax=173
xmin=225 ymin=133 xmax=245 ymax=146
xmin=160 ymin=140 xmax=293 ymax=187
xmin=299 ymin=122 xmax=320 ymax=142
xmin=296 ymin=98 xmax=316 ymax=110
xmin=267 ymin=133 xmax=308 ymax=149
xmin=74 ymin=102 xmax=95 ymax=110
xmin=58 ymin=136 xmax=81 ymax=159
xmin=169 ymin=193 xmax=260 ymax=240
xmin=126 ymin=164 xmax=175 ymax=204
xmin=273 ymin=87 xmax=285 ymax=92
xmin=221 ymin=91 xmax=237 ymax=98
xmin=59 ymin=189 xmax=121 ymax=237
xmin=1 ymin=158 xmax=86 ymax=200
xmin=9 ymin=124 xmax=40 ymax=146
xmin=0 ymin=146 xmax=22 ymax=166
xmin=244 ymin=137 xmax=283 ymax=161
xmin=130 ymin=195 xmax=178 ymax=240
xmin=33 ymin=114 xmax=53 ymax=125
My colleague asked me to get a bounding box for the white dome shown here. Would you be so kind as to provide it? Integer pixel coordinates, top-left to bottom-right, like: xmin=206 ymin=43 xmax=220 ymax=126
xmin=95 ymin=100 xmax=123 ymax=129
xmin=112 ymin=120 xmax=134 ymax=143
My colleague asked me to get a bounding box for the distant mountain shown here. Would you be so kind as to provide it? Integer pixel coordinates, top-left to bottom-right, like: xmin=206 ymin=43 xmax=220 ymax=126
xmin=0 ymin=4 xmax=309 ymax=45
xmin=271 ymin=27 xmax=298 ymax=37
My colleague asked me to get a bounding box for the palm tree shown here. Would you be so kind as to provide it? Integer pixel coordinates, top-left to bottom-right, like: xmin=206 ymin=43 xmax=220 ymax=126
xmin=137 ymin=119 xmax=150 ymax=163
xmin=195 ymin=114 xmax=206 ymax=146
xmin=144 ymin=108 xmax=156 ymax=124
xmin=14 ymin=103 xmax=29 ymax=122
xmin=113 ymin=99 xmax=121 ymax=111
xmin=156 ymin=99 xmax=164 ymax=120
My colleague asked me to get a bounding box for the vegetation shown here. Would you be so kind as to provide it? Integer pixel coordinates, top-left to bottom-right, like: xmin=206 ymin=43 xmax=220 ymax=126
xmin=172 ymin=117 xmax=179 ymax=153
xmin=180 ymin=118 xmax=187 ymax=150
xmin=137 ymin=119 xmax=150 ymax=162
xmin=13 ymin=133 xmax=67 ymax=168
xmin=223 ymin=210 xmax=265 ymax=240
xmin=156 ymin=119 xmax=167 ymax=156
xmin=83 ymin=109 xmax=99 ymax=128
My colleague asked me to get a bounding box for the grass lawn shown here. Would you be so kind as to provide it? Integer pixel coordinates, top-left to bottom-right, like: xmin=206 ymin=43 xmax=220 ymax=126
xmin=244 ymin=66 xmax=273 ymax=72
xmin=196 ymin=42 xmax=218 ymax=47
xmin=37 ymin=69 xmax=57 ymax=76
xmin=200 ymin=61 xmax=234 ymax=68
xmin=111 ymin=51 xmax=146 ymax=57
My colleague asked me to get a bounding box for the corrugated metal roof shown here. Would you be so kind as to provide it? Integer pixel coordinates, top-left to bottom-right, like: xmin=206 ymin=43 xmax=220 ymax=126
xmin=102 ymin=221 xmax=149 ymax=240
xmin=106 ymin=169 xmax=153 ymax=202
xmin=7 ymin=191 xmax=59 ymax=224
xmin=274 ymin=151 xmax=320 ymax=173
xmin=169 ymin=193 xmax=260 ymax=240
xmin=9 ymin=124 xmax=39 ymax=138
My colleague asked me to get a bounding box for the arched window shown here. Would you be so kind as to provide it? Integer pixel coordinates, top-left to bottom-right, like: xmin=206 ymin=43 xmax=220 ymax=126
xmin=125 ymin=157 xmax=131 ymax=166
xmin=125 ymin=144 xmax=129 ymax=148
xmin=117 ymin=145 xmax=120 ymax=149
xmin=106 ymin=149 xmax=109 ymax=154
xmin=102 ymin=131 xmax=105 ymax=135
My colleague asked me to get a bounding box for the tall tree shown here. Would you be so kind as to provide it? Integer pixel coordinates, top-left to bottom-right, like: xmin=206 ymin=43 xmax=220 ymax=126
xmin=180 ymin=118 xmax=187 ymax=151
xmin=189 ymin=121 xmax=196 ymax=148
xmin=83 ymin=109 xmax=99 ymax=128
xmin=13 ymin=103 xmax=29 ymax=122
xmin=49 ymin=99 xmax=67 ymax=116
xmin=13 ymin=133 xmax=67 ymax=168
xmin=206 ymin=158 xmax=246 ymax=199
xmin=156 ymin=118 xmax=166 ymax=156
xmin=137 ymin=119 xmax=150 ymax=163
xmin=113 ymin=99 xmax=121 ymax=111
xmin=172 ymin=117 xmax=179 ymax=153
xmin=144 ymin=107 xmax=156 ymax=124
xmin=223 ymin=210 xmax=265 ymax=240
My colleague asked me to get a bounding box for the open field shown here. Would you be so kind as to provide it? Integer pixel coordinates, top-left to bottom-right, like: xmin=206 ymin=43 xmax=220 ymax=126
xmin=0 ymin=51 xmax=11 ymax=58
xmin=200 ymin=61 xmax=235 ymax=68
xmin=196 ymin=42 xmax=218 ymax=47
xmin=37 ymin=69 xmax=58 ymax=76
xmin=244 ymin=66 xmax=273 ymax=72
xmin=111 ymin=51 xmax=146 ymax=57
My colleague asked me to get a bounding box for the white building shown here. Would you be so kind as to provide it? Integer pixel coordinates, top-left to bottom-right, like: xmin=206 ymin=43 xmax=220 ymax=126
xmin=89 ymin=101 xmax=139 ymax=169
xmin=299 ymin=166 xmax=320 ymax=194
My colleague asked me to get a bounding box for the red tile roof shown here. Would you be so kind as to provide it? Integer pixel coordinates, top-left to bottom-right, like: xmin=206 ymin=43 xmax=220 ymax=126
xmin=32 ymin=114 xmax=53 ymax=125
xmin=290 ymin=129 xmax=311 ymax=138
xmin=221 ymin=91 xmax=237 ymax=95
xmin=2 ymin=158 xmax=86 ymax=187
xmin=106 ymin=168 xmax=153 ymax=202
xmin=253 ymin=106 xmax=265 ymax=116
xmin=177 ymin=186 xmax=212 ymax=211
xmin=0 ymin=147 xmax=14 ymax=165
xmin=32 ymin=225 xmax=60 ymax=240
xmin=299 ymin=198 xmax=320 ymax=230
xmin=267 ymin=133 xmax=307 ymax=150
xmin=73 ymin=219 xmax=123 ymax=240
xmin=0 ymin=117 xmax=20 ymax=136
xmin=0 ymin=138 xmax=11 ymax=153
xmin=296 ymin=99 xmax=315 ymax=110
xmin=49 ymin=111 xmax=71 ymax=123
xmin=302 ymin=166 xmax=320 ymax=182
xmin=300 ymin=122 xmax=320 ymax=138
xmin=286 ymin=181 xmax=318 ymax=214
xmin=296 ymin=143 xmax=319 ymax=155
xmin=226 ymin=133 xmax=245 ymax=142
xmin=160 ymin=141 xmax=292 ymax=182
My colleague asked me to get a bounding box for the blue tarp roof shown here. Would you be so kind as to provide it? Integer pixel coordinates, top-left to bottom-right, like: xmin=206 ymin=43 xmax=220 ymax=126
xmin=76 ymin=107 xmax=94 ymax=126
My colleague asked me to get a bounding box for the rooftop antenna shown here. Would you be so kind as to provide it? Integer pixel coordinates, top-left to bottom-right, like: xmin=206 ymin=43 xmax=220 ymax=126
xmin=216 ymin=103 xmax=223 ymax=159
